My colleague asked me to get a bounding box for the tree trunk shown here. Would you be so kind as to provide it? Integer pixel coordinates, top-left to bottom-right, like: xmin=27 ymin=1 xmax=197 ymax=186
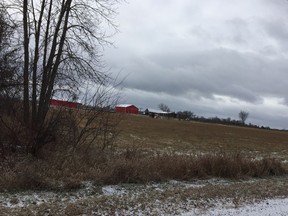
xmin=31 ymin=0 xmax=46 ymax=126
xmin=23 ymin=0 xmax=30 ymax=125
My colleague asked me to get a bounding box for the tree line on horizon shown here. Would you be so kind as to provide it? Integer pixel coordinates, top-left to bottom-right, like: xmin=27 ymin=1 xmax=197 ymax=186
xmin=157 ymin=104 xmax=272 ymax=130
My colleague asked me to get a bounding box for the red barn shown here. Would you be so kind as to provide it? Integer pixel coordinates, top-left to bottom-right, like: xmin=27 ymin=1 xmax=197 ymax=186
xmin=50 ymin=99 xmax=81 ymax=109
xmin=115 ymin=104 xmax=139 ymax=114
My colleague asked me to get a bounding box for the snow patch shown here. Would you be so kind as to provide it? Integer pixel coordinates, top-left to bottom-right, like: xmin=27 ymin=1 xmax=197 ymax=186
xmin=183 ymin=198 xmax=288 ymax=216
xmin=102 ymin=185 xmax=127 ymax=196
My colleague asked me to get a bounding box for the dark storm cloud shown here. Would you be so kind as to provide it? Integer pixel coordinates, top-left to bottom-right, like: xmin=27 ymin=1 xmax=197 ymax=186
xmin=122 ymin=48 xmax=288 ymax=104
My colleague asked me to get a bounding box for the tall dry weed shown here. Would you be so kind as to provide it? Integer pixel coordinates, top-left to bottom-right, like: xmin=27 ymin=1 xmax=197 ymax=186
xmin=0 ymin=147 xmax=286 ymax=191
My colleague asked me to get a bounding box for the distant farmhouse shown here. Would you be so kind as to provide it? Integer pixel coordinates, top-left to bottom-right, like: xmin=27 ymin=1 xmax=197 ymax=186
xmin=145 ymin=108 xmax=176 ymax=118
xmin=50 ymin=99 xmax=82 ymax=109
xmin=115 ymin=104 xmax=139 ymax=114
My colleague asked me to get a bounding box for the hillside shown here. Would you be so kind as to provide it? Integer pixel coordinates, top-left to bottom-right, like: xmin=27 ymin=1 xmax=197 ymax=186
xmin=118 ymin=114 xmax=288 ymax=157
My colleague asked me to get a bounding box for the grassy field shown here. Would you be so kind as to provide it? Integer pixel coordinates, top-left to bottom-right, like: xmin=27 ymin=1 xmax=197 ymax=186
xmin=118 ymin=114 xmax=288 ymax=161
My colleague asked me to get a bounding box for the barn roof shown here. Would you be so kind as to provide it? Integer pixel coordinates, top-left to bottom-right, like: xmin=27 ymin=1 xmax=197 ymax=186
xmin=50 ymin=99 xmax=82 ymax=104
xmin=146 ymin=108 xmax=169 ymax=114
xmin=116 ymin=104 xmax=137 ymax=108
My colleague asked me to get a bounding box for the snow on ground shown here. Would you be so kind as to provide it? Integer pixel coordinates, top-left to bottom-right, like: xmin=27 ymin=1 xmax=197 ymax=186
xmin=102 ymin=185 xmax=127 ymax=196
xmin=188 ymin=198 xmax=288 ymax=216
xmin=1 ymin=178 xmax=288 ymax=215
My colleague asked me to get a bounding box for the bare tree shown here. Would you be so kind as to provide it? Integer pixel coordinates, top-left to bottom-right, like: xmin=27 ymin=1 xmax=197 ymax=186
xmin=0 ymin=7 xmax=20 ymax=110
xmin=239 ymin=110 xmax=249 ymax=124
xmin=158 ymin=103 xmax=170 ymax=112
xmin=0 ymin=9 xmax=14 ymax=91
xmin=1 ymin=0 xmax=120 ymax=156
xmin=177 ymin=111 xmax=194 ymax=120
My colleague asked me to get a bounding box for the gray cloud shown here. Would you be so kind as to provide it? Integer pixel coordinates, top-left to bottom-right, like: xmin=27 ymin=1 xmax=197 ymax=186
xmin=104 ymin=0 xmax=288 ymax=129
xmin=121 ymin=48 xmax=288 ymax=103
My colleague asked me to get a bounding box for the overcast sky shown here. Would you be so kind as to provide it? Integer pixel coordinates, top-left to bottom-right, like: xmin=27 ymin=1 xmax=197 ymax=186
xmin=104 ymin=0 xmax=288 ymax=129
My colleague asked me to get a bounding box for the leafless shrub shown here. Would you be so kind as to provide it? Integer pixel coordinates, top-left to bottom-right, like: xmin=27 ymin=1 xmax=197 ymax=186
xmin=41 ymin=83 xmax=122 ymax=163
xmin=0 ymin=105 xmax=60 ymax=158
xmin=0 ymin=76 xmax=122 ymax=160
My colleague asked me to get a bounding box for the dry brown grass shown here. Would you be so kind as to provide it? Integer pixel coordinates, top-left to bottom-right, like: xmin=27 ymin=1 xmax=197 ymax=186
xmin=0 ymin=150 xmax=286 ymax=191
xmin=100 ymin=151 xmax=286 ymax=184
xmin=118 ymin=115 xmax=288 ymax=156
